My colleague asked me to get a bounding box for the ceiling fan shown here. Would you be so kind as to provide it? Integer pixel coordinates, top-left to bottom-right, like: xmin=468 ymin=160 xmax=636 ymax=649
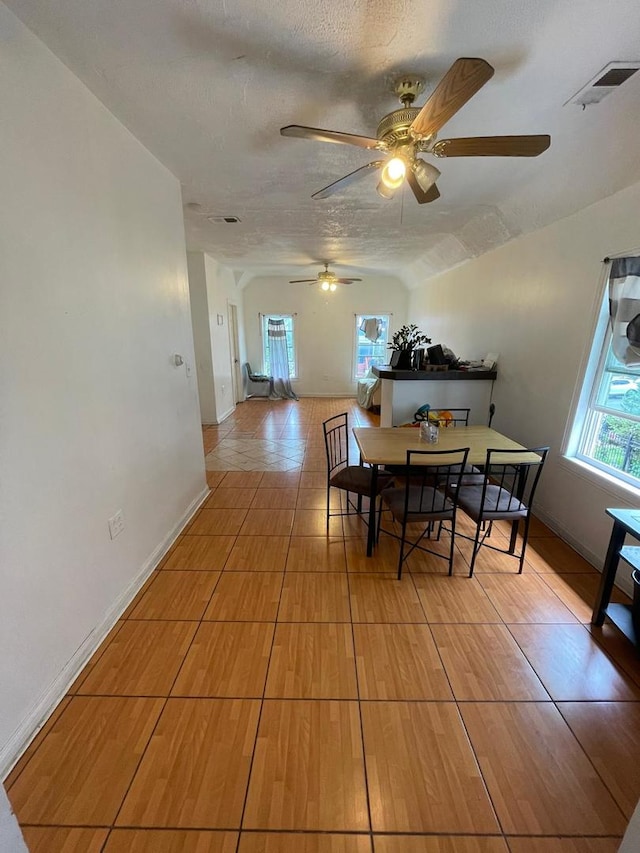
xmin=289 ymin=262 xmax=362 ymax=291
xmin=280 ymin=58 xmax=550 ymax=204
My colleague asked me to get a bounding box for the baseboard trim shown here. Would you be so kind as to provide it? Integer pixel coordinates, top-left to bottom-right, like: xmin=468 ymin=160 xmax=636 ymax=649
xmin=533 ymin=504 xmax=633 ymax=596
xmin=297 ymin=393 xmax=355 ymax=398
xmin=214 ymin=405 xmax=236 ymax=424
xmin=0 ymin=485 xmax=210 ymax=781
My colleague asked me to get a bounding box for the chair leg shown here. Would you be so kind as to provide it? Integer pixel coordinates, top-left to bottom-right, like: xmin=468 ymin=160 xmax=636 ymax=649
xmin=468 ymin=522 xmax=482 ymax=578
xmin=508 ymin=519 xmax=519 ymax=554
xmin=518 ymin=516 xmax=532 ymax=573
xmin=397 ymin=517 xmax=408 ymax=580
xmin=375 ymin=496 xmax=383 ymax=543
xmin=448 ymin=515 xmax=456 ymax=576
xmin=326 ymin=483 xmax=331 ymax=533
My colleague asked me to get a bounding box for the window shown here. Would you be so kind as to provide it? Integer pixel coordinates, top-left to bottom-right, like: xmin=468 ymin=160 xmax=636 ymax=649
xmin=353 ymin=314 xmax=390 ymax=379
xmin=261 ymin=314 xmax=296 ymax=378
xmin=569 ymin=267 xmax=640 ymax=488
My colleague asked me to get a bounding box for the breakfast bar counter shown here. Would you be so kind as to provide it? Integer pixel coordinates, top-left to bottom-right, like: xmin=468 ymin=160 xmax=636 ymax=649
xmin=372 ymin=365 xmax=497 ymax=426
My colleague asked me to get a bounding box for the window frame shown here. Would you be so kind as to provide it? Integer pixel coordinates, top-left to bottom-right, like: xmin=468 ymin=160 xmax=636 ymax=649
xmin=565 ymin=265 xmax=640 ymax=491
xmin=352 ymin=314 xmax=391 ymax=381
xmin=261 ymin=313 xmax=297 ymax=379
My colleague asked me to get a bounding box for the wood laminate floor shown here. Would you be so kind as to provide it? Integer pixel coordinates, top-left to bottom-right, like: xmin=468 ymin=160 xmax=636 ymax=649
xmin=7 ymin=399 xmax=640 ymax=852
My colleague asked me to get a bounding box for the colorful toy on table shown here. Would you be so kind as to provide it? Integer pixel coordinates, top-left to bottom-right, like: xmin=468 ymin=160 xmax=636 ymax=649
xmin=429 ymin=409 xmax=454 ymax=427
xmin=411 ymin=405 xmax=454 ymax=427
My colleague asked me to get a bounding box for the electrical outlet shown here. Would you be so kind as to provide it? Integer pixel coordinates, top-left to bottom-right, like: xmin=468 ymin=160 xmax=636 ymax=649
xmin=108 ymin=510 xmax=125 ymax=540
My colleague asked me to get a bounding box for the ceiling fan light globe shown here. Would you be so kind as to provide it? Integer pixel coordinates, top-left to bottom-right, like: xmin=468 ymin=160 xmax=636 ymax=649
xmin=381 ymin=157 xmax=406 ymax=189
xmin=376 ymin=180 xmax=396 ymax=199
xmin=329 ymin=283 xmax=337 ymax=291
xmin=321 ymin=281 xmax=330 ymax=291
xmin=413 ymin=160 xmax=441 ymax=193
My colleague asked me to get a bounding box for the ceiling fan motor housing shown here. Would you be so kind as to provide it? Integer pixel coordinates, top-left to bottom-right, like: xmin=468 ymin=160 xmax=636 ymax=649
xmin=376 ymin=109 xmax=435 ymax=150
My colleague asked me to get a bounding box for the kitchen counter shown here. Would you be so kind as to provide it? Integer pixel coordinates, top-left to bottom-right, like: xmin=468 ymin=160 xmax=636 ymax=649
xmin=373 ymin=367 xmax=497 ymax=381
xmin=372 ymin=365 xmax=497 ymax=427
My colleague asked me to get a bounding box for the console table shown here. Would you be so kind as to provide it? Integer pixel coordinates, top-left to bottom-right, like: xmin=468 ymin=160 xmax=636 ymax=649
xmin=591 ymin=507 xmax=640 ymax=644
xmin=372 ymin=365 xmax=496 ymax=427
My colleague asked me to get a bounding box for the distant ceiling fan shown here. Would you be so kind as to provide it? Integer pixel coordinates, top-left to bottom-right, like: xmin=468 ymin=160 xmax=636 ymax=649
xmin=289 ymin=262 xmax=362 ymax=291
xmin=280 ymin=58 xmax=551 ymax=204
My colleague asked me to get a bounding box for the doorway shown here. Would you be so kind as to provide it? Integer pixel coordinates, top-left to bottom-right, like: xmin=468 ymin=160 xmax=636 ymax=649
xmin=228 ymin=303 xmax=243 ymax=404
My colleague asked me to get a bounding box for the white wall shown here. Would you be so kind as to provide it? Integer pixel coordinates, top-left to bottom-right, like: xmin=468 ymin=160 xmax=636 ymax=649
xmin=0 ymin=787 xmax=27 ymax=853
xmin=619 ymin=798 xmax=640 ymax=852
xmin=242 ymin=275 xmax=408 ymax=396
xmin=204 ymin=255 xmax=245 ymax=421
xmin=187 ymin=253 xmax=217 ymax=423
xmin=187 ymin=252 xmax=246 ymax=423
xmin=407 ymin=179 xmax=640 ymax=582
xmin=0 ymin=5 xmax=207 ymax=772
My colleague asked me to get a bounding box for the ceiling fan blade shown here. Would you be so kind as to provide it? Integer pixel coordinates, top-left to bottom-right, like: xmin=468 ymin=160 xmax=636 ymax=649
xmin=409 ymin=58 xmax=494 ymax=139
xmin=289 ymin=279 xmax=316 ymax=284
xmin=336 ymin=278 xmax=362 ymax=284
xmin=312 ymin=161 xmax=384 ymax=199
xmin=406 ymin=171 xmax=441 ymax=204
xmin=433 ymin=135 xmax=551 ymax=157
xmin=280 ymin=125 xmax=382 ymax=150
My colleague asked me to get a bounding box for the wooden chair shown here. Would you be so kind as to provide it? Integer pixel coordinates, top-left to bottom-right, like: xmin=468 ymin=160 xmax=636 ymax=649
xmin=452 ymin=446 xmax=549 ymax=576
xmin=379 ymin=447 xmax=470 ymax=579
xmin=322 ymin=413 xmax=394 ymax=533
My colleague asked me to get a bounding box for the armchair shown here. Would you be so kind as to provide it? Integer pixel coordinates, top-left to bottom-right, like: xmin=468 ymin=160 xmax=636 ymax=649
xmin=244 ymin=363 xmax=273 ymax=398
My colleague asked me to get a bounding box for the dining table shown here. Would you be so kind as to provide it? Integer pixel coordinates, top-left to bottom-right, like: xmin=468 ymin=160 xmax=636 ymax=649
xmin=352 ymin=425 xmax=541 ymax=556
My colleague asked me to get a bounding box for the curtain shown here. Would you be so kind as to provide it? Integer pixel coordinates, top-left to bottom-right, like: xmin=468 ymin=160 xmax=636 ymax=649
xmin=608 ymin=256 xmax=640 ymax=367
xmin=267 ymin=318 xmax=298 ymax=400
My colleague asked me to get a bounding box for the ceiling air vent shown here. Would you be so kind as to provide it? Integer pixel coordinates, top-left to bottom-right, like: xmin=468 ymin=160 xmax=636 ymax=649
xmin=207 ymin=215 xmax=241 ymax=224
xmin=565 ymin=61 xmax=640 ymax=107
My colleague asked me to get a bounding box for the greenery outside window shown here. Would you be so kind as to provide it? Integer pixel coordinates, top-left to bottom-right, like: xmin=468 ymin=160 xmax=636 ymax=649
xmin=353 ymin=314 xmax=390 ymax=379
xmin=570 ymin=282 xmax=640 ymax=488
xmin=261 ymin=314 xmax=296 ymax=378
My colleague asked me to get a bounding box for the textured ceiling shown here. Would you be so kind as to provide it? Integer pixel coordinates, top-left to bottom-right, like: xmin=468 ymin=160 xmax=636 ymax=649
xmin=7 ymin=0 xmax=640 ymax=284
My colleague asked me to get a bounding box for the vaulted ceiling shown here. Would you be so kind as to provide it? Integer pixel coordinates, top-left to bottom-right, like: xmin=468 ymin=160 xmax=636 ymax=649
xmin=7 ymin=0 xmax=640 ymax=284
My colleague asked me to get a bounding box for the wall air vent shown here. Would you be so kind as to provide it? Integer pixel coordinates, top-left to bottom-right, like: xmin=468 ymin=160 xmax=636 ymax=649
xmin=565 ymin=61 xmax=640 ymax=107
xmin=207 ymin=215 xmax=241 ymax=223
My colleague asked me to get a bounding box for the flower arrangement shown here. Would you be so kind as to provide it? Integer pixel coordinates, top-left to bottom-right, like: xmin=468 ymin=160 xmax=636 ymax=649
xmin=388 ymin=324 xmax=431 ymax=352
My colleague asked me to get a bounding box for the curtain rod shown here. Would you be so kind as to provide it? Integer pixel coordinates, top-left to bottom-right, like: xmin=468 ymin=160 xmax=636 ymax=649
xmin=603 ymin=248 xmax=640 ymax=263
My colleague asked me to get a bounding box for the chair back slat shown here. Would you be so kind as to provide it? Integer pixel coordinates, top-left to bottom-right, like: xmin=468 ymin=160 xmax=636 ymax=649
xmin=381 ymin=446 xmax=470 ymax=578
xmin=438 ymin=408 xmax=470 ymax=427
xmin=477 ymin=447 xmax=549 ymax=516
xmin=415 ymin=407 xmax=471 ymax=427
xmin=404 ymin=448 xmax=470 ymax=517
xmin=323 ymin=412 xmax=350 ymax=475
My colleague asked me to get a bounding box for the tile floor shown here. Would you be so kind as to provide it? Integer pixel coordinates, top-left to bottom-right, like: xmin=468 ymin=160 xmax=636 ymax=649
xmin=7 ymin=398 xmax=640 ymax=852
